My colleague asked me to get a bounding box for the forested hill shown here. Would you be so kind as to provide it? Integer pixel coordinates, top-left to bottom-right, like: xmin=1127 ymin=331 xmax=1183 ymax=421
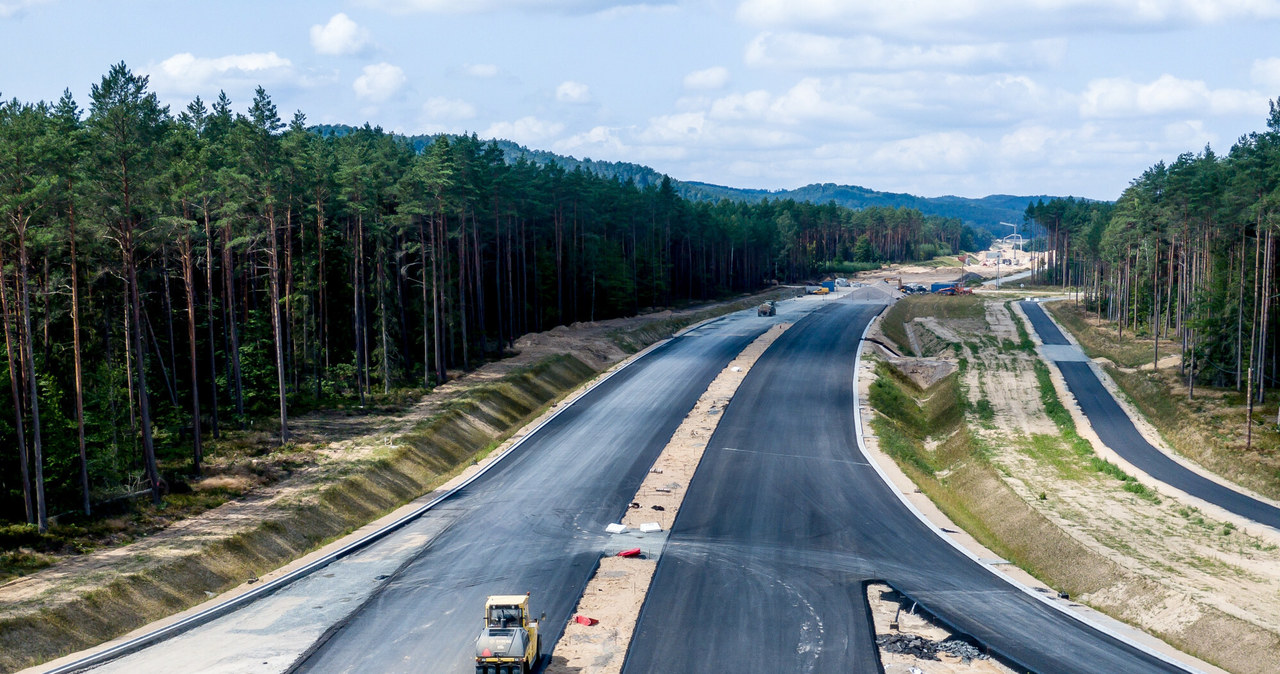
xmin=312 ymin=124 xmax=1062 ymax=235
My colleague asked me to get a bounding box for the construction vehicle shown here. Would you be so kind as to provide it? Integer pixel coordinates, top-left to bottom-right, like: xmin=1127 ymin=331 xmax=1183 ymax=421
xmin=883 ymin=276 xmax=904 ymax=291
xmin=757 ymin=300 xmax=776 ymax=316
xmin=475 ymin=594 xmax=542 ymax=674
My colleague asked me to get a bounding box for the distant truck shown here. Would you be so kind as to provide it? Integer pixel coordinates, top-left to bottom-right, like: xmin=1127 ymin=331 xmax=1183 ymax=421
xmin=758 ymin=300 xmax=777 ymax=316
xmin=475 ymin=594 xmax=542 ymax=674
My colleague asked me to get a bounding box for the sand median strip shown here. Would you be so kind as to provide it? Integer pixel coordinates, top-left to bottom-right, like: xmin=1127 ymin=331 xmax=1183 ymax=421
xmin=546 ymin=322 xmax=792 ymax=673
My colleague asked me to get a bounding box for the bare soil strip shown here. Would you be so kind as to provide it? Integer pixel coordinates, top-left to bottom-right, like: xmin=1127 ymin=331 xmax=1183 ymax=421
xmin=545 ymin=322 xmax=792 ymax=674
xmin=867 ymin=582 xmax=1014 ymax=674
xmin=863 ymin=296 xmax=1280 ymax=673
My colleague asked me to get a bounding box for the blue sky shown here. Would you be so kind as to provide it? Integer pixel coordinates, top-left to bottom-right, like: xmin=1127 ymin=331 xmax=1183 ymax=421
xmin=3 ymin=0 xmax=1280 ymax=200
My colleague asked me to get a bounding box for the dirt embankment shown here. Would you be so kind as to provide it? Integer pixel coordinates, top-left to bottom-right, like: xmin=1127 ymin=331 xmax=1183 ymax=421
xmin=0 ymin=291 xmax=788 ymax=673
xmin=867 ymin=296 xmax=1280 ymax=674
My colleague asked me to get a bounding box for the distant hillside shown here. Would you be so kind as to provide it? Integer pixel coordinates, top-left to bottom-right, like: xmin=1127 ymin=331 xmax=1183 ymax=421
xmin=312 ymin=124 xmax=1066 ymax=235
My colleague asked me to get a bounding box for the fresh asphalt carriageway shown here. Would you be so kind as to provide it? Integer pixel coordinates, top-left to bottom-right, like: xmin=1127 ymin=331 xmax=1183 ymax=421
xmin=281 ymin=307 xmax=808 ymax=674
xmin=1021 ymin=300 xmax=1280 ymax=531
xmin=623 ymin=302 xmax=1189 ymax=674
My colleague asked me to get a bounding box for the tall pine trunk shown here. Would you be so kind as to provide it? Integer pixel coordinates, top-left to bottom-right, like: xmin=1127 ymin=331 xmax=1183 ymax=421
xmin=0 ymin=245 xmax=33 ymax=524
xmin=180 ymin=233 xmax=203 ymax=474
xmin=70 ymin=206 xmax=91 ymax=514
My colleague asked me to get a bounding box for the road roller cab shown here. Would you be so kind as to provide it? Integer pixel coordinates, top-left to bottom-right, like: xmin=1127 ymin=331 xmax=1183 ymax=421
xmin=475 ymin=594 xmax=541 ymax=674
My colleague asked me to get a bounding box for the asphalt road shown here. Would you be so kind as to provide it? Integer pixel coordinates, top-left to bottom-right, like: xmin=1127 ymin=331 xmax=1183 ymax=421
xmin=624 ymin=302 xmax=1187 ymax=674
xmin=285 ymin=308 xmax=791 ymax=673
xmin=1021 ymin=301 xmax=1280 ymax=531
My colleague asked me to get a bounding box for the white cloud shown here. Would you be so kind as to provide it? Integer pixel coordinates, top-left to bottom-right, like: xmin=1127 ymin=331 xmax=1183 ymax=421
xmin=353 ymin=62 xmax=407 ymax=101
xmin=706 ymin=79 xmax=872 ymax=126
xmin=483 ymin=116 xmax=565 ymax=144
xmin=422 ymin=96 xmax=475 ymax=120
xmin=734 ymin=0 xmax=1280 ymax=38
xmin=464 ymin=63 xmax=500 ymax=78
xmin=556 ymin=80 xmax=591 ymax=103
xmin=1251 ymin=57 xmax=1280 ymax=90
xmin=310 ymin=13 xmax=371 ymax=56
xmin=358 ymin=0 xmax=654 ymax=15
xmin=744 ymin=32 xmax=1065 ymax=71
xmin=634 ymin=111 xmax=802 ymax=149
xmin=556 ymin=125 xmax=627 ymax=154
xmin=0 ymin=0 xmax=48 ymax=18
xmin=869 ymin=131 xmax=984 ymax=172
xmin=684 ymin=66 xmax=730 ymax=90
xmin=1080 ymin=74 xmax=1262 ymax=118
xmin=148 ymin=52 xmax=296 ymax=94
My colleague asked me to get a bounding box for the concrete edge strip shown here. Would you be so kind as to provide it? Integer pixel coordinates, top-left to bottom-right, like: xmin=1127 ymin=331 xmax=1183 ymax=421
xmin=44 ymin=327 xmax=695 ymax=674
xmin=850 ymin=305 xmax=1204 ymax=674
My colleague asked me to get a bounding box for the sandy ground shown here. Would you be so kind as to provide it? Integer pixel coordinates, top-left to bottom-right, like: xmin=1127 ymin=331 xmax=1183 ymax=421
xmin=917 ymin=298 xmax=1280 ymax=662
xmin=546 ymin=323 xmax=792 ymax=674
xmin=1010 ymin=303 xmax=1280 ymax=636
xmin=868 ymin=583 xmax=1015 ymax=674
xmin=854 ymin=243 xmax=1041 ymax=290
xmin=855 ymin=324 xmax=1228 ymax=674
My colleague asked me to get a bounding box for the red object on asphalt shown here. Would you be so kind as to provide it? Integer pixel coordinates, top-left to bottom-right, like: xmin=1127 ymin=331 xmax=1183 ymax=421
xmin=616 ymin=548 xmax=642 ymax=557
xmin=575 ymin=615 xmax=598 ymax=626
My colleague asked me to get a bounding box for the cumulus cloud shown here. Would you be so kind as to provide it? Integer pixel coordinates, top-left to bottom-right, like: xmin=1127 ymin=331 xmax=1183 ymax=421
xmin=464 ymin=63 xmax=499 ymax=78
xmin=734 ymin=0 xmax=1280 ymax=38
xmin=633 ymin=111 xmax=802 ymax=149
xmin=358 ymin=0 xmax=654 ymax=15
xmin=1080 ymin=74 xmax=1262 ymax=118
xmin=148 ymin=52 xmax=296 ymax=95
xmin=684 ymin=67 xmax=730 ymax=90
xmin=311 ymin=13 xmax=371 ymax=56
xmin=744 ymin=32 xmax=1065 ymax=71
xmin=1251 ymin=57 xmax=1280 ymax=90
xmin=422 ymin=96 xmax=476 ymax=120
xmin=869 ymin=131 xmax=984 ymax=172
xmin=483 ymin=116 xmax=565 ymax=144
xmin=0 ymin=0 xmax=48 ymax=18
xmin=353 ymin=62 xmax=407 ymax=101
xmin=556 ymin=80 xmax=591 ymax=103
xmin=556 ymin=125 xmax=627 ymax=154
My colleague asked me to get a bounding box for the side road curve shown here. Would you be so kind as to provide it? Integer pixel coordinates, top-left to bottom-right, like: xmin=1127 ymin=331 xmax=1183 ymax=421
xmin=624 ymin=302 xmax=1188 ymax=673
xmin=1020 ymin=300 xmax=1280 ymax=532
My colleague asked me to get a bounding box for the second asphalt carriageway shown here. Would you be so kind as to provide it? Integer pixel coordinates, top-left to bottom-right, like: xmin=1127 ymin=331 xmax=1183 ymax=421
xmin=1020 ymin=300 xmax=1280 ymax=532
xmin=623 ymin=302 xmax=1189 ymax=673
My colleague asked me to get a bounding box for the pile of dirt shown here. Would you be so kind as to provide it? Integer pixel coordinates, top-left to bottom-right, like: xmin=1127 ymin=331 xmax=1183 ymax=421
xmin=884 ymin=357 xmax=957 ymax=390
xmin=877 ymin=633 xmax=989 ymax=664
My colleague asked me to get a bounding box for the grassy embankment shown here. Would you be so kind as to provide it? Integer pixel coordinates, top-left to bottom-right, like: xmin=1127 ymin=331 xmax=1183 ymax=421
xmin=1047 ymin=301 xmax=1280 ymax=501
xmin=869 ymin=296 xmax=1280 ymax=673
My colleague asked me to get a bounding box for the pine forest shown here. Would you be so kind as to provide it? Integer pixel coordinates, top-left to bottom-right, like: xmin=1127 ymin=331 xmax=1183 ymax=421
xmin=0 ymin=64 xmax=985 ymax=528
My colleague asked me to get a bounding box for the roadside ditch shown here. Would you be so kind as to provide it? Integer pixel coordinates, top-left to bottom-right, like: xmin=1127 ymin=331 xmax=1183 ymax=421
xmin=862 ymin=295 xmax=1280 ymax=674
